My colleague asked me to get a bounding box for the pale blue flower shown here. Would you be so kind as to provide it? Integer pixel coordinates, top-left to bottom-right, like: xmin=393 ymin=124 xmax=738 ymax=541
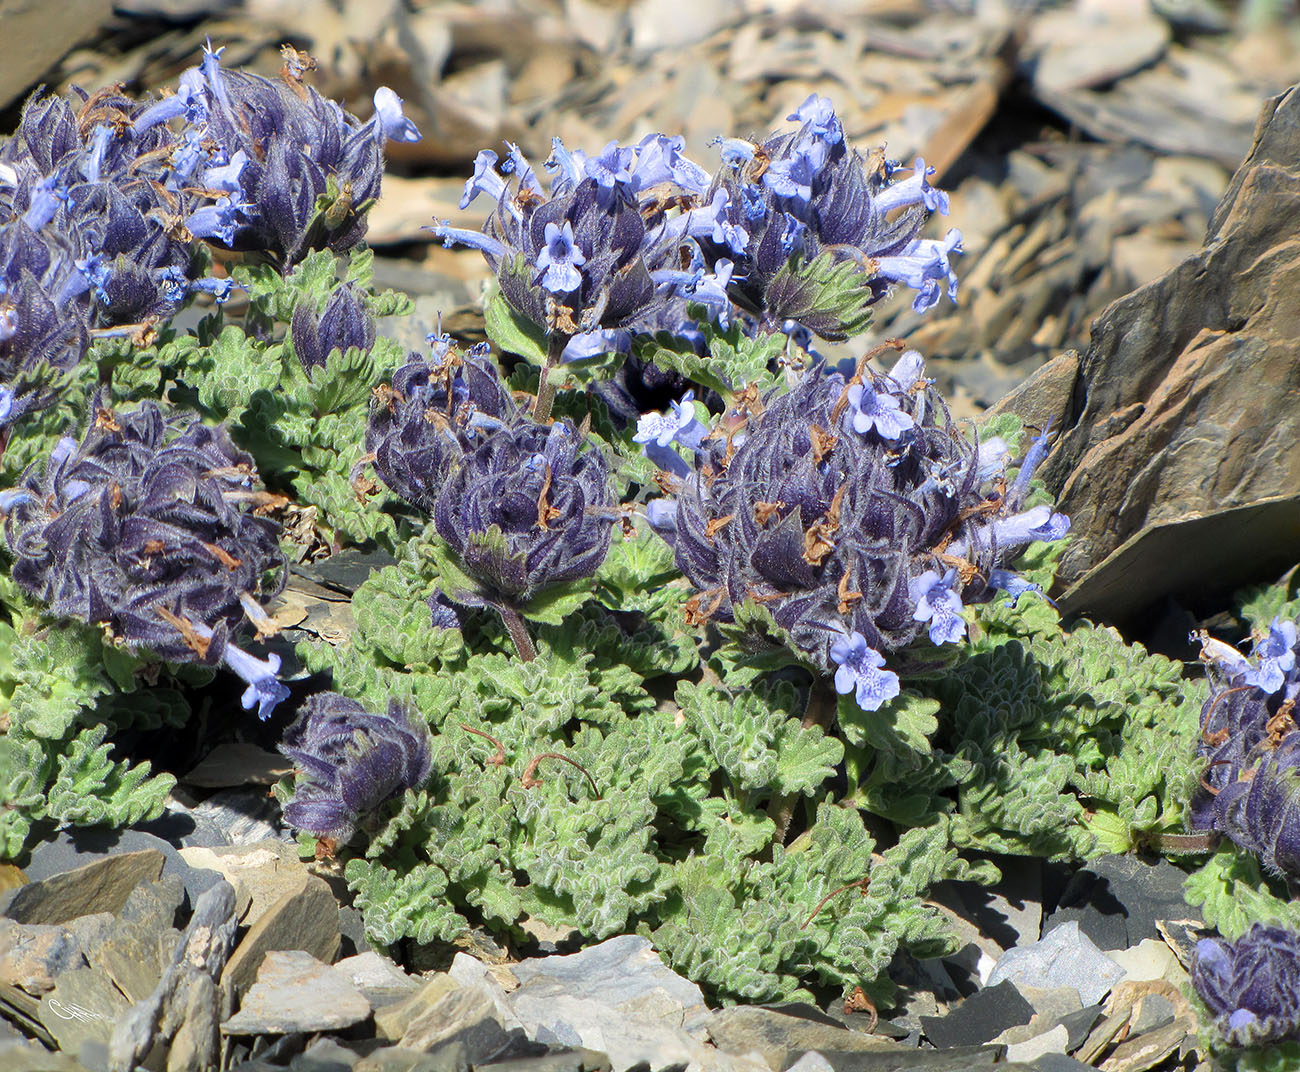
xmin=829 ymin=631 xmax=900 ymax=711
xmin=845 ymin=382 xmax=914 ymax=441
xmin=1245 ymin=617 xmax=1299 ymax=694
xmin=370 ymin=87 xmax=422 ymax=143
xmin=910 ymin=567 xmax=966 ymax=645
xmin=534 ymin=220 xmax=586 ymax=293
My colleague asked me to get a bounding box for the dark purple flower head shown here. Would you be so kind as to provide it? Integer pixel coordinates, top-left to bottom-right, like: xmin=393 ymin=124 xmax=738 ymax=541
xmin=1 ymin=400 xmax=288 ymax=713
xmin=281 ymin=692 xmax=432 ymax=842
xmin=431 ymin=135 xmax=718 ymax=340
xmin=366 ymin=339 xmax=517 ymax=515
xmin=1193 ymin=924 xmax=1300 ymax=1046
xmin=289 ymin=281 xmax=376 ymax=371
xmin=701 ymin=97 xmax=958 ymax=339
xmin=1189 ymin=620 xmax=1300 ymax=881
xmin=433 ymin=414 xmax=616 ymax=608
xmin=658 ymin=350 xmax=1067 ymax=709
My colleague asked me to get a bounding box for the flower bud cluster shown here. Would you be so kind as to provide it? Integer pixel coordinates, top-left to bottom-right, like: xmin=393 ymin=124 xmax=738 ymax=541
xmin=1193 ymin=924 xmax=1300 ymax=1047
xmin=1190 ymin=619 xmax=1300 ymax=880
xmin=0 ymin=45 xmax=419 ymax=427
xmin=646 ymin=349 xmax=1067 ymax=710
xmin=368 ymin=340 xmax=616 ymax=607
xmin=1 ymin=401 xmax=290 ymax=717
xmin=438 ymin=96 xmax=958 ymax=351
xmin=280 ymin=691 xmax=432 ymax=843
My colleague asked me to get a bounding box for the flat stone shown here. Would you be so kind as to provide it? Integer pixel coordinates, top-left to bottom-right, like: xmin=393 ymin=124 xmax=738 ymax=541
xmin=355 ymin=1044 xmax=469 ymax=1072
xmin=90 ymin=922 xmax=168 ymax=1004
xmin=1106 ymin=940 xmax=1183 ymax=986
xmin=0 ymin=919 xmax=86 ymax=1000
xmin=183 ymin=744 xmax=293 ymax=789
xmin=118 ymin=875 xmax=185 ymax=932
xmin=4 ymin=851 xmax=164 ymax=926
xmin=179 ymin=840 xmax=310 ymax=928
xmin=38 ymin=965 xmax=130 ymax=1057
xmin=334 ymin=952 xmax=418 ymax=1007
xmin=1043 ymin=857 xmax=1195 ymax=951
xmin=1055 ymin=1005 xmax=1103 ymax=1052
xmin=374 ymin=975 xmax=460 ymax=1042
xmin=447 ymin=953 xmax=523 ymax=1030
xmin=220 ymin=874 xmax=340 ymax=1003
xmin=24 ymin=830 xmax=219 ymax=909
xmin=397 ymin=982 xmax=510 ymax=1064
xmin=1005 ymin=1024 xmax=1069 ymax=1064
xmin=511 ymin=935 xmax=706 ymax=1026
xmin=920 ymin=981 xmax=1033 ymax=1049
xmin=986 ymin=923 xmax=1125 ymax=1008
xmin=289 ymin=1037 xmax=364 ymax=1070
xmin=0 ymin=1036 xmax=89 ymax=1071
xmin=707 ymin=1007 xmax=896 ymax=1071
xmin=784 ymin=1054 xmax=834 ymax=1072
xmin=190 ymin=787 xmax=289 ymax=846
xmin=1028 ymin=1057 xmax=1093 ymax=1072
xmin=222 ymin=950 xmax=370 ymax=1035
xmin=1129 ymin=992 xmax=1177 ymax=1035
xmin=470 ymin=1048 xmax=612 ymax=1072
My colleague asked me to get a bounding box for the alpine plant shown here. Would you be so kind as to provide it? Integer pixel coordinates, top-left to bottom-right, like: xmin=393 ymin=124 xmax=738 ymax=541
xmin=280 ymin=691 xmax=432 ymax=844
xmin=0 ymin=401 xmax=291 ymax=718
xmin=1193 ymin=924 xmax=1300 ymax=1047
xmin=368 ymin=338 xmax=617 ymax=627
xmin=645 ymin=347 xmax=1068 ymax=711
xmin=1190 ymin=619 xmax=1300 ymax=882
xmin=700 ymin=94 xmax=961 ymax=340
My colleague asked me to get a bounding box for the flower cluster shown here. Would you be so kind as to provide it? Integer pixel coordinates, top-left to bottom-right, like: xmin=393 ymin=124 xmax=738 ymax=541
xmin=280 ymin=691 xmax=432 ymax=843
xmin=1 ymin=401 xmax=290 ymax=717
xmin=432 ymin=134 xmax=718 ymax=350
xmin=702 ymin=97 xmax=960 ymax=338
xmin=1193 ymin=924 xmax=1300 ymax=1046
xmin=0 ymin=44 xmax=419 ymax=428
xmin=368 ymin=339 xmax=617 ymax=610
xmin=1189 ymin=618 xmax=1300 ymax=880
xmin=437 ymin=96 xmax=957 ymax=353
xmin=138 ymin=44 xmax=420 ymax=266
xmin=646 ymin=348 xmax=1067 ymax=710
xmin=289 ymin=280 xmax=375 ymax=371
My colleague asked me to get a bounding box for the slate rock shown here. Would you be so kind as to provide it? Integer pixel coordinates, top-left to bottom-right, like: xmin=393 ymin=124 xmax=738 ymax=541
xmin=986 ymin=923 xmax=1125 ymax=1008
xmin=1106 ymin=940 xmax=1185 ymax=986
xmin=374 ymin=976 xmax=460 ymax=1042
xmin=397 ymin=983 xmax=510 ymax=1063
xmin=222 ymin=950 xmax=370 ymax=1035
xmin=706 ymin=1006 xmax=897 ymax=1070
xmin=468 ymin=1048 xmax=612 ymax=1072
xmin=4 ymin=851 xmax=163 ymax=927
xmin=1028 ymin=1056 xmax=1093 ymax=1072
xmin=1042 ymin=84 xmax=1300 ymax=619
xmin=1055 ymin=1004 xmax=1103 ymax=1052
xmin=1005 ymin=1025 xmax=1069 ymax=1064
xmin=221 ymin=874 xmax=340 ymax=1003
xmin=355 ymin=1044 xmax=469 ymax=1072
xmin=784 ymin=1054 xmax=834 ymax=1072
xmin=0 ymin=1036 xmax=90 ymax=1071
xmin=920 ymin=980 xmax=1033 ymax=1049
xmin=447 ymin=953 xmax=523 ymax=1031
xmin=190 ymin=788 xmax=289 ymax=847
xmin=179 ymin=839 xmax=311 ymax=929
xmin=38 ymin=965 xmax=130 ymax=1059
xmin=511 ymin=935 xmax=706 ymax=1026
xmin=0 ymin=918 xmax=87 ymax=999
xmin=290 ymin=1037 xmax=364 ymax=1071
xmin=1043 ymin=856 xmax=1196 ymax=951
xmin=334 ymin=952 xmax=419 ymax=1008
xmin=24 ymin=829 xmax=220 ymax=907
xmin=119 ymin=874 xmax=185 ymax=932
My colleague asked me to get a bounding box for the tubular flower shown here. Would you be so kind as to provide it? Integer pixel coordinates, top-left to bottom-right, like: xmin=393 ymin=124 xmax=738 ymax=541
xmin=1189 ymin=618 xmax=1300 ymax=881
xmin=700 ymin=96 xmax=959 ymax=339
xmin=431 ymin=134 xmax=719 ymax=340
xmin=280 ymin=692 xmax=432 ymax=843
xmin=1193 ymin=925 xmax=1300 ymax=1047
xmin=657 ymin=350 xmax=1067 ymax=710
xmin=1 ymin=401 xmax=288 ymax=712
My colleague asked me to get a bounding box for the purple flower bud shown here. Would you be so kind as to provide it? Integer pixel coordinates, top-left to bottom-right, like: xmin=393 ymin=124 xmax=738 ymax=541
xmin=281 ymin=692 xmax=432 ymax=842
xmin=1192 ymin=925 xmax=1300 ymax=1046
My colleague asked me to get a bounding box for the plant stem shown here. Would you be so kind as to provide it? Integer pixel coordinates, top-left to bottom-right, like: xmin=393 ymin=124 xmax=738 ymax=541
xmin=532 ymin=332 xmax=570 ymax=425
xmin=498 ymin=605 xmax=537 ymax=662
xmin=767 ymin=682 xmax=838 ymax=847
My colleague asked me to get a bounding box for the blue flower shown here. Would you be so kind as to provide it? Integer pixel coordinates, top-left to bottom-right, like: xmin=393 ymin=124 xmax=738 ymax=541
xmin=534 ymin=220 xmax=586 ymax=294
xmin=634 ymin=390 xmax=707 ymax=477
xmin=586 ymin=140 xmax=634 ymax=189
xmin=844 ymin=381 xmax=914 ymax=441
xmin=874 ymin=157 xmax=949 ymax=216
xmin=910 ymin=567 xmax=966 ymax=645
xmin=1244 ymin=617 xmax=1298 ymax=694
xmin=224 ymin=644 xmax=290 ymax=720
xmin=369 ymin=87 xmax=422 ymax=143
xmin=829 ymin=632 xmax=900 ymax=711
xmin=988 ymin=568 xmax=1043 ymax=607
xmin=875 ymin=229 xmax=963 ymax=312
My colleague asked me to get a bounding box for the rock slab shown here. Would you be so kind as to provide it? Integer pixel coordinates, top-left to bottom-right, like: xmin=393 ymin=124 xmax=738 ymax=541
xmin=221 ymin=950 xmax=370 ymax=1036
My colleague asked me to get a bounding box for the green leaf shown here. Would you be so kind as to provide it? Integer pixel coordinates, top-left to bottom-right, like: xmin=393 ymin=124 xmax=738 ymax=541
xmin=520 ymin=580 xmax=594 ymax=626
xmin=636 ymin=312 xmax=786 ymax=398
xmin=1184 ymin=846 xmax=1300 ymax=937
xmin=484 ymin=288 xmax=549 ymax=365
xmin=765 ymin=252 xmax=876 ymax=342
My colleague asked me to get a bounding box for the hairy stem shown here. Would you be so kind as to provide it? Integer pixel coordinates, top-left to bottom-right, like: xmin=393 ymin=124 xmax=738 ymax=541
xmin=767 ymin=682 xmax=838 ymax=848
xmin=498 ymin=604 xmax=537 ymax=662
xmin=532 ymin=332 xmax=571 ymax=425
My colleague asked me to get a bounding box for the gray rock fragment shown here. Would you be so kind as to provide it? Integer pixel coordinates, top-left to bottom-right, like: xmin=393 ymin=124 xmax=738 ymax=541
xmin=107 ymin=880 xmax=239 ymax=1072
xmin=986 ymin=923 xmax=1125 ymax=1008
xmin=706 ymin=1006 xmax=897 ymax=1070
xmin=5 ymin=851 xmax=164 ymax=926
xmin=222 ymin=950 xmax=370 ymax=1036
xmin=333 ymin=951 xmax=419 ymax=1008
xmin=396 ymin=982 xmax=510 ymax=1063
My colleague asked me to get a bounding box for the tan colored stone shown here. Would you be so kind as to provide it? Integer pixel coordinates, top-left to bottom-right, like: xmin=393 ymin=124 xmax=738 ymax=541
xmin=219 ymin=874 xmax=339 ymax=1003
xmin=4 ymin=850 xmax=164 ymax=926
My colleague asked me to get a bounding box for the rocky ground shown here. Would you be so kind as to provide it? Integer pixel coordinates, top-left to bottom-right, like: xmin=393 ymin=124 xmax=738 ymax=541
xmin=4 ymin=0 xmax=1300 ymax=1069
